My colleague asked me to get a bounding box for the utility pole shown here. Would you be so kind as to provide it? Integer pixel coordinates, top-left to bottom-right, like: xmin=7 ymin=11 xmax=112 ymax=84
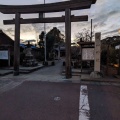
xmin=118 ymin=30 xmax=120 ymax=75
xmin=118 ymin=45 xmax=120 ymax=75
xmin=91 ymin=19 xmax=92 ymax=42
xmin=44 ymin=0 xmax=47 ymax=64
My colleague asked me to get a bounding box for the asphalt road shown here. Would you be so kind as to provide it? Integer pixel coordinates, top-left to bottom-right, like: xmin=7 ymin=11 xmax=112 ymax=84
xmin=88 ymin=85 xmax=120 ymax=120
xmin=0 ymin=82 xmax=80 ymax=120
xmin=0 ymin=81 xmax=120 ymax=120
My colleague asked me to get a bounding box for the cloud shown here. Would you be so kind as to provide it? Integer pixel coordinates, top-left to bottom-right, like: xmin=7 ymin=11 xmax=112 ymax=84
xmin=103 ymin=29 xmax=119 ymax=35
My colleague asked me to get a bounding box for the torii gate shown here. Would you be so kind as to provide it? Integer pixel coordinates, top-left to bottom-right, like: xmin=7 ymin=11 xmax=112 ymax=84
xmin=0 ymin=0 xmax=97 ymax=78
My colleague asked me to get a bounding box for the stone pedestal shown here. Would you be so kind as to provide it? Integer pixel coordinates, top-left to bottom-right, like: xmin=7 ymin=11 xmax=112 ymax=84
xmin=90 ymin=71 xmax=103 ymax=79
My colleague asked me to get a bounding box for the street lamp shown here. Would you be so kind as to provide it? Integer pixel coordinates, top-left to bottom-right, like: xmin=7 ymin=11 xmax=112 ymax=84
xmin=118 ymin=29 xmax=120 ymax=34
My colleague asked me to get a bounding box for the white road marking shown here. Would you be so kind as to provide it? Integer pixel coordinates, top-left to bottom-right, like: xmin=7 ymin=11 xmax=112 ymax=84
xmin=79 ymin=85 xmax=90 ymax=120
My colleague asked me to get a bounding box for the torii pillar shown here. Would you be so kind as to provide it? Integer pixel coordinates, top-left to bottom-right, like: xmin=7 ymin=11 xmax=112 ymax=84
xmin=13 ymin=12 xmax=20 ymax=75
xmin=65 ymin=9 xmax=72 ymax=78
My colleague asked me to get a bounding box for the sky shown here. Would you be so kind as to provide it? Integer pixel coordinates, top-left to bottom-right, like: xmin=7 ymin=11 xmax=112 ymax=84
xmin=0 ymin=0 xmax=120 ymax=43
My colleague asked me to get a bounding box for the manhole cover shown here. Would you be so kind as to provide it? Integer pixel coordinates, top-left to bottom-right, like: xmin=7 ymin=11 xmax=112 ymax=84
xmin=54 ymin=97 xmax=61 ymax=101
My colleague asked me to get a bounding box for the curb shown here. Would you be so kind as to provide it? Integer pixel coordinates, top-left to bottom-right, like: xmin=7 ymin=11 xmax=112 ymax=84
xmin=19 ymin=65 xmax=44 ymax=74
xmin=0 ymin=71 xmax=13 ymax=76
xmin=0 ymin=65 xmax=45 ymax=76
xmin=81 ymin=78 xmax=120 ymax=83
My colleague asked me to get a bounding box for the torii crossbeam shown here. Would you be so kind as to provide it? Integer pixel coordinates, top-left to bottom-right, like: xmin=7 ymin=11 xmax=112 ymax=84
xmin=3 ymin=15 xmax=88 ymax=24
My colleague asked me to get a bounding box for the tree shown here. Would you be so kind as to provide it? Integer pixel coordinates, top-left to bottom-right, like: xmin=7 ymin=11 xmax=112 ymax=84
xmin=101 ymin=36 xmax=120 ymax=62
xmin=38 ymin=31 xmax=45 ymax=48
xmin=46 ymin=27 xmax=64 ymax=43
xmin=38 ymin=31 xmax=45 ymax=61
xmin=101 ymin=36 xmax=120 ymax=75
xmin=38 ymin=27 xmax=65 ymax=60
xmin=71 ymin=44 xmax=80 ymax=59
xmin=75 ymin=28 xmax=94 ymax=42
xmin=46 ymin=27 xmax=65 ymax=60
xmin=101 ymin=36 xmax=120 ymax=46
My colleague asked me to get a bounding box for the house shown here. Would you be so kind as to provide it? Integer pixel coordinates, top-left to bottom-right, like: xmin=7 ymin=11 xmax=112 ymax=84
xmin=0 ymin=30 xmax=14 ymax=47
xmin=0 ymin=30 xmax=14 ymax=67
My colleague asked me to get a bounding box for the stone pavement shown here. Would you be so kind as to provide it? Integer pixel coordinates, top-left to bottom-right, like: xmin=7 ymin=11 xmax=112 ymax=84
xmin=0 ymin=59 xmax=120 ymax=94
xmin=0 ymin=60 xmax=80 ymax=94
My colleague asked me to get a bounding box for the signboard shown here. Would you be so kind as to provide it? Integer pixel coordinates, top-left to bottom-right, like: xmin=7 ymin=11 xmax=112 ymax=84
xmin=82 ymin=48 xmax=94 ymax=60
xmin=0 ymin=50 xmax=8 ymax=60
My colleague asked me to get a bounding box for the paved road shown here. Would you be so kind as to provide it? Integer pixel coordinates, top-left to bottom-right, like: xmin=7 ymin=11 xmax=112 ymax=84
xmin=0 ymin=82 xmax=80 ymax=120
xmin=88 ymin=85 xmax=120 ymax=120
xmin=0 ymin=81 xmax=120 ymax=120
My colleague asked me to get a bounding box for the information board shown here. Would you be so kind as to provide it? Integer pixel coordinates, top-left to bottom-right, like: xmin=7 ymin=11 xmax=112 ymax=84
xmin=0 ymin=50 xmax=8 ymax=60
xmin=82 ymin=48 xmax=94 ymax=60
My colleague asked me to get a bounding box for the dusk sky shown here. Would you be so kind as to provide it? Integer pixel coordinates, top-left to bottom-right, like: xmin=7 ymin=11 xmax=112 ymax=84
xmin=0 ymin=0 xmax=120 ymax=43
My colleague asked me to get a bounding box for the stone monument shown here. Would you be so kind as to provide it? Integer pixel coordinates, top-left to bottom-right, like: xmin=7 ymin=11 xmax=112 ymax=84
xmin=90 ymin=33 xmax=103 ymax=78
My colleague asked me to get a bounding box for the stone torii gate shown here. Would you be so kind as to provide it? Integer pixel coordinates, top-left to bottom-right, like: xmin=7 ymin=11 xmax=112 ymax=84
xmin=0 ymin=0 xmax=97 ymax=78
